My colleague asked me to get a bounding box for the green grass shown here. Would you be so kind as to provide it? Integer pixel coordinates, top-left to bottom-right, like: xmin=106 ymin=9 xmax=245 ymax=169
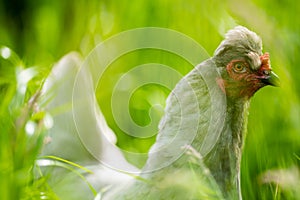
xmin=1 ymin=0 xmax=300 ymax=199
xmin=0 ymin=47 xmax=50 ymax=199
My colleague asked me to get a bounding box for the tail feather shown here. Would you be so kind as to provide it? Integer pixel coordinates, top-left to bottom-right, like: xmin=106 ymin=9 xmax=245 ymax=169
xmin=39 ymin=52 xmax=139 ymax=199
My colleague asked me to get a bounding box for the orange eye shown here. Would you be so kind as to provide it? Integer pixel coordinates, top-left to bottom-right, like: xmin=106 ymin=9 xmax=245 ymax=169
xmin=233 ymin=63 xmax=246 ymax=73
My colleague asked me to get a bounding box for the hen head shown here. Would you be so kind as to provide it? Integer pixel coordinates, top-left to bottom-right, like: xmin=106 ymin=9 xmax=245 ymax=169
xmin=213 ymin=26 xmax=280 ymax=100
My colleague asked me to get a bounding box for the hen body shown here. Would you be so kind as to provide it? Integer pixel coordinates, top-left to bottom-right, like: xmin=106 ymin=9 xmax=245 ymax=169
xmin=41 ymin=26 xmax=279 ymax=200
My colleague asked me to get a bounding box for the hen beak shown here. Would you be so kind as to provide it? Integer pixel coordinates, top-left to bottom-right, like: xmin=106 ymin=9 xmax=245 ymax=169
xmin=261 ymin=71 xmax=280 ymax=87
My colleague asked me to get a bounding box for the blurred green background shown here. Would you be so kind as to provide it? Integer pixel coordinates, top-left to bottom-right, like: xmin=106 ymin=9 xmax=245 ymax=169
xmin=0 ymin=0 xmax=300 ymax=199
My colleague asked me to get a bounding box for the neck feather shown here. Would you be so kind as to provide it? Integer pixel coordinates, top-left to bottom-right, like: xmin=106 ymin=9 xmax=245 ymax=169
xmin=204 ymin=97 xmax=250 ymax=199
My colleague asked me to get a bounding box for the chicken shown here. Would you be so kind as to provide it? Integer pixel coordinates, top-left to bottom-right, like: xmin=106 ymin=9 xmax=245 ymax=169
xmin=40 ymin=26 xmax=279 ymax=200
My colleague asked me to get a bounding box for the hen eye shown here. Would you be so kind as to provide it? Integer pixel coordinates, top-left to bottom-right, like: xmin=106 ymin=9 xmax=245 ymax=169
xmin=233 ymin=63 xmax=246 ymax=73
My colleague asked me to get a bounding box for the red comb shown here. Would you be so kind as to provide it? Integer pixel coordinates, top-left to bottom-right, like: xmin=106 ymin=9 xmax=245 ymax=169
xmin=260 ymin=52 xmax=271 ymax=70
